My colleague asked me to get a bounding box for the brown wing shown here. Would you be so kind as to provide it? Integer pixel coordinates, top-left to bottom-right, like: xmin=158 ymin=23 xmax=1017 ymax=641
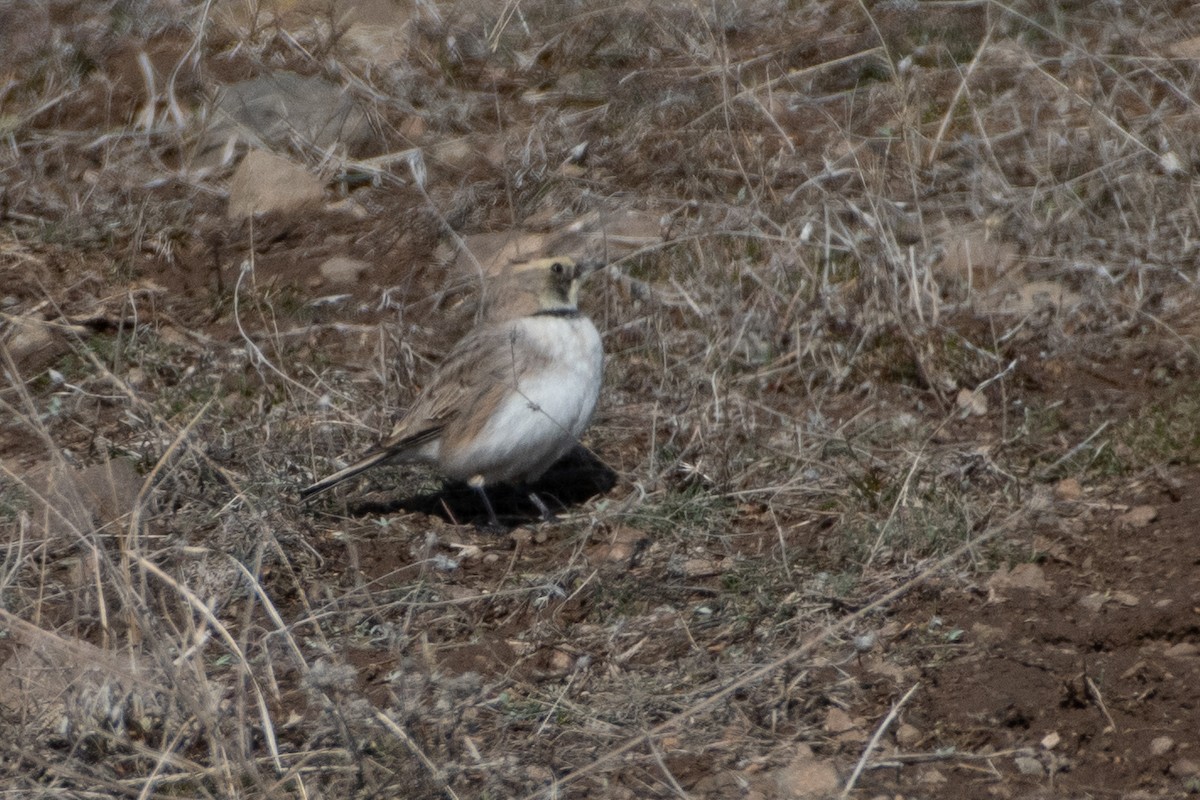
xmin=300 ymin=321 xmax=543 ymax=499
xmin=378 ymin=320 xmax=539 ymax=454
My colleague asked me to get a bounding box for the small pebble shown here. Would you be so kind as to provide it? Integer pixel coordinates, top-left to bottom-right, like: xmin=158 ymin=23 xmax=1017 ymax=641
xmin=1014 ymin=755 xmax=1043 ymax=776
xmin=896 ymin=723 xmax=921 ymax=747
xmin=1150 ymin=736 xmax=1174 ymax=757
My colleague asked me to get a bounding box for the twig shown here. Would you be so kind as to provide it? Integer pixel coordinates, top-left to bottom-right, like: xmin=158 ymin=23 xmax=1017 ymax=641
xmin=841 ymin=682 xmax=920 ymax=798
xmin=927 ymin=26 xmax=993 ymax=167
xmin=374 ymin=710 xmax=462 ymax=800
xmin=865 ymin=746 xmax=1033 ymax=767
xmin=1086 ymin=676 xmax=1118 ymax=732
xmin=1040 ymin=420 xmax=1111 ymax=477
xmin=646 ymin=735 xmax=694 ymax=799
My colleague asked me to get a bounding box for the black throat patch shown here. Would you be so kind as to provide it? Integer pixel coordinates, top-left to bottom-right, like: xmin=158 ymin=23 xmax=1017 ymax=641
xmin=533 ymin=308 xmax=581 ymax=318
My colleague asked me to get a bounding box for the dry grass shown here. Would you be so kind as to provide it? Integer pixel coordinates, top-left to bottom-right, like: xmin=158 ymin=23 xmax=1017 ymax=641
xmin=3 ymin=0 xmax=1200 ymax=797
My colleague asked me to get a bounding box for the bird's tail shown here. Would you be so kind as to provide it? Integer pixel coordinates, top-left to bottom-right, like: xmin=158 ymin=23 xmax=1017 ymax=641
xmin=299 ymin=449 xmax=395 ymax=500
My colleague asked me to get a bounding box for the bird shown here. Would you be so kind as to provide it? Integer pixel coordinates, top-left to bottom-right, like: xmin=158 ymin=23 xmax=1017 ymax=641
xmin=300 ymin=256 xmax=605 ymax=528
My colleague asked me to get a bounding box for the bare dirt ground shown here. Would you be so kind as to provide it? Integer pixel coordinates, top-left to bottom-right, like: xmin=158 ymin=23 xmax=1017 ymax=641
xmin=2 ymin=1 xmax=1200 ymax=798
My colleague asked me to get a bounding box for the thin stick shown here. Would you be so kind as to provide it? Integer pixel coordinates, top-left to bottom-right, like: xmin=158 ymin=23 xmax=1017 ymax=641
xmin=1040 ymin=420 xmax=1111 ymax=477
xmin=840 ymin=682 xmax=920 ymax=798
xmin=646 ymin=734 xmax=694 ymax=799
xmin=1085 ymin=676 xmax=1117 ymax=732
xmin=374 ymin=710 xmax=462 ymax=800
xmin=130 ymin=554 xmax=284 ymax=775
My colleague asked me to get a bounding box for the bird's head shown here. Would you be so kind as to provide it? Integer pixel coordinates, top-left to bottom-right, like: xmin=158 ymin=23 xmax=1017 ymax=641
xmin=531 ymin=256 xmax=590 ymax=310
xmin=487 ymin=256 xmax=604 ymax=319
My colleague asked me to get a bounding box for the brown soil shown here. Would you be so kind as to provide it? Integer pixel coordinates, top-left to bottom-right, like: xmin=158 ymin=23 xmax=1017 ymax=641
xmin=859 ymin=470 xmax=1200 ymax=798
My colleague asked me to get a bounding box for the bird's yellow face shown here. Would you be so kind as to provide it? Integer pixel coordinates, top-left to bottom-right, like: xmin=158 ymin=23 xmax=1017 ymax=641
xmin=536 ymin=257 xmax=583 ymax=309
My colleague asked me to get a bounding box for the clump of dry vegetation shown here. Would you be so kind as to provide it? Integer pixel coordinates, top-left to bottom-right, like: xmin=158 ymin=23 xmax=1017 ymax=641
xmin=3 ymin=0 xmax=1200 ymax=797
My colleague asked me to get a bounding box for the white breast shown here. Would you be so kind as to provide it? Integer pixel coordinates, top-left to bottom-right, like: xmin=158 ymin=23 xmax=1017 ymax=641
xmin=443 ymin=315 xmax=603 ymax=484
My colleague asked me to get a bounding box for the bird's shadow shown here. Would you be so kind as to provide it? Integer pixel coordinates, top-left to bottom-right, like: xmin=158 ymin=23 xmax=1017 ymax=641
xmin=348 ymin=446 xmax=618 ymax=529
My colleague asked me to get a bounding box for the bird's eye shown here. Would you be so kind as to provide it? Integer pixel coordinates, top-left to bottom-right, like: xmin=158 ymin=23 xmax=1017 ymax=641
xmin=551 ymin=261 xmax=564 ymax=274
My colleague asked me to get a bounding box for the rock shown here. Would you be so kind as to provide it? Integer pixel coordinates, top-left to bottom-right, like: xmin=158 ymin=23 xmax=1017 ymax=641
xmin=988 ymin=563 xmax=1050 ymax=598
xmin=896 ymin=722 xmax=922 ymax=747
xmin=1168 ymin=36 xmax=1200 ymax=59
xmin=525 ymin=765 xmax=551 ymax=783
xmin=227 ymin=149 xmax=324 ymax=220
xmin=673 ymin=557 xmax=730 ymax=578
xmin=865 ymin=656 xmax=909 ymax=683
xmin=970 ymin=622 xmax=1006 ymax=644
xmin=1160 ymin=151 xmax=1185 ymax=176
xmin=4 ymin=315 xmax=68 ymax=375
xmin=586 ymin=526 xmax=650 ymax=563
xmin=431 ymin=134 xmax=504 ymax=171
xmin=1164 ymin=642 xmax=1199 ymax=659
xmin=691 ymin=772 xmax=749 ymax=796
xmin=1170 ymin=757 xmax=1200 ymax=778
xmin=1007 ymin=563 xmax=1049 ymax=591
xmin=546 ymin=649 xmax=573 ymax=676
xmin=198 ymin=71 xmax=372 ymax=168
xmin=823 ymin=707 xmax=856 ymax=734
xmin=1014 ymin=755 xmax=1043 ymax=776
xmin=327 ymin=197 xmax=370 ymax=219
xmin=1032 ymin=534 xmax=1071 ymax=563
xmin=318 ymin=256 xmax=371 ymax=286
xmin=1112 ymin=590 xmax=1140 ymax=607
xmin=773 ymin=744 xmax=840 ymax=798
xmin=1055 ymin=478 xmax=1083 ymax=500
xmin=853 ymin=632 xmax=877 ymax=653
xmin=956 ymin=387 xmax=988 ymax=416
xmin=1117 ymin=505 xmax=1157 ymax=528
xmin=918 ymin=767 xmax=947 ymax=784
xmin=1150 ymin=736 xmax=1174 ymax=756
xmin=340 ymin=0 xmax=416 ymax=63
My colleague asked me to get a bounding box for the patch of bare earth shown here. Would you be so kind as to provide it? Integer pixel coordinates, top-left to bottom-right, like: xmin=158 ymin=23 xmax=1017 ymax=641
xmin=853 ymin=469 xmax=1200 ymax=798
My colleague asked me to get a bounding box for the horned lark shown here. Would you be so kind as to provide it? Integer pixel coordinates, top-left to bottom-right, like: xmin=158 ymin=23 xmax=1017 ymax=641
xmin=301 ymin=256 xmax=605 ymax=527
